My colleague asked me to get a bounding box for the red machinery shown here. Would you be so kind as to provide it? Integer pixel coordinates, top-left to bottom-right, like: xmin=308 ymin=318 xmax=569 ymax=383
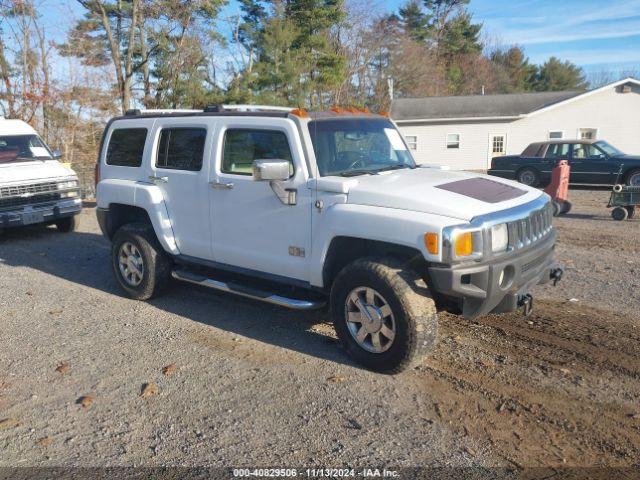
xmin=544 ymin=159 xmax=571 ymax=216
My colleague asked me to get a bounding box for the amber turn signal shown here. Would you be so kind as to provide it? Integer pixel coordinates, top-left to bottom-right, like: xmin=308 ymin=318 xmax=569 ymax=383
xmin=454 ymin=232 xmax=474 ymax=257
xmin=424 ymin=233 xmax=439 ymax=255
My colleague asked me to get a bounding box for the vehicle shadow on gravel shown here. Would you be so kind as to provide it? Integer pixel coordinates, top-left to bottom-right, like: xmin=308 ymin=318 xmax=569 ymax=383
xmin=0 ymin=227 xmax=356 ymax=369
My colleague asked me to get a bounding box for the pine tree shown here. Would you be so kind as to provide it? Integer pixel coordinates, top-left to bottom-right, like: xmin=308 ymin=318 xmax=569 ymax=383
xmin=534 ymin=57 xmax=588 ymax=92
xmin=491 ymin=46 xmax=538 ymax=92
xmin=396 ymin=0 xmax=430 ymax=42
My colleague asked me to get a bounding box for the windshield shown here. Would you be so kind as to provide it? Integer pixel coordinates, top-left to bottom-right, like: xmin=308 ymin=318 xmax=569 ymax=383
xmin=0 ymin=135 xmax=53 ymax=164
xmin=594 ymin=141 xmax=623 ymax=156
xmin=308 ymin=118 xmax=416 ymax=177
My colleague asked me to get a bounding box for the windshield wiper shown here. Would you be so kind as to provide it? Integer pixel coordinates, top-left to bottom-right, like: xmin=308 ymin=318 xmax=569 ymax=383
xmin=340 ymin=169 xmax=379 ymax=177
xmin=374 ymin=164 xmax=413 ymax=173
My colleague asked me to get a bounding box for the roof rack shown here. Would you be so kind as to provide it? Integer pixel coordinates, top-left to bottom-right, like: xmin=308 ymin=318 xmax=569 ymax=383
xmin=125 ymin=108 xmax=200 ymax=116
xmin=218 ymin=104 xmax=294 ymax=113
xmin=124 ymin=105 xmax=293 ymax=117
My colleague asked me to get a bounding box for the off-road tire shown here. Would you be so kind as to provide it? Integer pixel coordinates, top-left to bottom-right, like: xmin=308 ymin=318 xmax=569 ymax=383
xmin=560 ymin=200 xmax=572 ymax=215
xmin=111 ymin=222 xmax=172 ymax=300
xmin=611 ymin=207 xmax=628 ymax=221
xmin=516 ymin=167 xmax=540 ymax=187
xmin=330 ymin=258 xmax=438 ymax=374
xmin=55 ymin=216 xmax=77 ymax=233
xmin=625 ymin=169 xmax=640 ymax=187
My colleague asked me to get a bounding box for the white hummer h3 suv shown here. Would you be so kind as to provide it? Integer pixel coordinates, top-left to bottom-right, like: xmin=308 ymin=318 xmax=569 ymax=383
xmin=96 ymin=106 xmax=563 ymax=373
xmin=0 ymin=118 xmax=81 ymax=233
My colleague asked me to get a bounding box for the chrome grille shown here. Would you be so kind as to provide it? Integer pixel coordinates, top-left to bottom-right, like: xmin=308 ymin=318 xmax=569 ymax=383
xmin=0 ymin=181 xmax=58 ymax=198
xmin=507 ymin=202 xmax=553 ymax=250
xmin=0 ymin=180 xmax=67 ymax=212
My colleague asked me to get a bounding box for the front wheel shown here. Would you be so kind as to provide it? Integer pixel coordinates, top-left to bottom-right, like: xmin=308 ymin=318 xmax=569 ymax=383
xmin=111 ymin=223 xmax=172 ymax=300
xmin=55 ymin=216 xmax=77 ymax=233
xmin=330 ymin=258 xmax=438 ymax=374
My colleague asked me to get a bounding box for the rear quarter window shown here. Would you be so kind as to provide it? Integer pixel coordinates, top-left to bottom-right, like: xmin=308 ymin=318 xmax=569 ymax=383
xmin=106 ymin=128 xmax=147 ymax=167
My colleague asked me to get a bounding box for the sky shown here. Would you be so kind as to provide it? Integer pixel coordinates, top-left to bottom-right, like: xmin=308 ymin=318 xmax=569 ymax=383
xmin=36 ymin=0 xmax=640 ymax=78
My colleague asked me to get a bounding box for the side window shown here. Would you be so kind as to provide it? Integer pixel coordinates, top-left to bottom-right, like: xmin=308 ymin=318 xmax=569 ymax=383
xmin=545 ymin=143 xmax=570 ymax=159
xmin=156 ymin=128 xmax=206 ymax=171
xmin=106 ymin=128 xmax=147 ymax=167
xmin=583 ymin=144 xmax=606 ymax=159
xmin=222 ymin=129 xmax=293 ymax=176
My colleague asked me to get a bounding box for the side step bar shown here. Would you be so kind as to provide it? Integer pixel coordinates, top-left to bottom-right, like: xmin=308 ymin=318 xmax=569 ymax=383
xmin=171 ymin=270 xmax=325 ymax=311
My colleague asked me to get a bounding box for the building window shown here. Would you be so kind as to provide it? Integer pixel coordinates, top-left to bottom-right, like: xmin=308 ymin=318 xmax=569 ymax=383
xmin=548 ymin=131 xmax=564 ymax=140
xmin=446 ymin=133 xmax=460 ymax=149
xmin=579 ymin=128 xmax=597 ymax=140
xmin=405 ymin=135 xmax=417 ymax=150
xmin=491 ymin=135 xmax=505 ymax=156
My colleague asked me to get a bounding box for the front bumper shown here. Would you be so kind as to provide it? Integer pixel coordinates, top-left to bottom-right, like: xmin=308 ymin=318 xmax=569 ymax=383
xmin=0 ymin=198 xmax=82 ymax=228
xmin=429 ymin=230 xmax=560 ymax=319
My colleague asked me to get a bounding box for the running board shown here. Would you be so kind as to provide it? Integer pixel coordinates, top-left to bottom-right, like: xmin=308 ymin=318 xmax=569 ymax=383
xmin=171 ymin=270 xmax=325 ymax=310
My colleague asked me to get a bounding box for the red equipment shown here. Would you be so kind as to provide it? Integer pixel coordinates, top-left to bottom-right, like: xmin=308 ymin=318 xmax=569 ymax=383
xmin=544 ymin=159 xmax=571 ymax=216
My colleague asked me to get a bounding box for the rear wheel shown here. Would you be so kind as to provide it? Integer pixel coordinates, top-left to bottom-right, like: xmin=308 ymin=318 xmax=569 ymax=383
xmin=625 ymin=169 xmax=640 ymax=187
xmin=517 ymin=167 xmax=540 ymax=187
xmin=611 ymin=207 xmax=628 ymax=221
xmin=625 ymin=206 xmax=636 ymax=219
xmin=111 ymin=223 xmax=172 ymax=300
xmin=55 ymin=216 xmax=77 ymax=233
xmin=560 ymin=200 xmax=572 ymax=215
xmin=330 ymin=258 xmax=438 ymax=374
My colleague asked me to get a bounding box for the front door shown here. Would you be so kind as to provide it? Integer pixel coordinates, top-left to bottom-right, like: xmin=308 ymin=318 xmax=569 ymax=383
xmin=149 ymin=119 xmax=213 ymax=259
xmin=209 ymin=119 xmax=312 ymax=282
xmin=570 ymin=143 xmax=617 ymax=184
xmin=488 ymin=134 xmax=507 ymax=168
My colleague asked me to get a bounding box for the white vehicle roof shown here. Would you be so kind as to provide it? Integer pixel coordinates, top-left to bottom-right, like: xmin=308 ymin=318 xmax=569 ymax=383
xmin=0 ymin=118 xmax=38 ymax=136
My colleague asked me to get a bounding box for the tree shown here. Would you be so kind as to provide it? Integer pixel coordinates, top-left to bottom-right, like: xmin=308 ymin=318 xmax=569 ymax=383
xmin=396 ymin=0 xmax=430 ymax=42
xmin=491 ymin=45 xmax=538 ymax=93
xmin=534 ymin=57 xmax=588 ymax=92
xmin=234 ymin=0 xmax=347 ymax=109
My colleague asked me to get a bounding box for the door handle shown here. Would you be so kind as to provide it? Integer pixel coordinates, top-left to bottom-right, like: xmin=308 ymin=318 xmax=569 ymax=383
xmin=149 ymin=175 xmax=168 ymax=184
xmin=209 ymin=181 xmax=234 ymax=190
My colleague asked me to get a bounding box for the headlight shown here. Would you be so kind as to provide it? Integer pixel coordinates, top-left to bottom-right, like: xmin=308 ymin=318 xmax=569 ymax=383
xmin=491 ymin=223 xmax=509 ymax=253
xmin=60 ymin=190 xmax=79 ymax=198
xmin=58 ymin=180 xmax=78 ymax=189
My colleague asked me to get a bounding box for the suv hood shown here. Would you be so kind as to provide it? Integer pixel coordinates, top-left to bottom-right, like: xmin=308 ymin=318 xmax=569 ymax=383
xmin=0 ymin=160 xmax=76 ymax=184
xmin=321 ymin=168 xmax=544 ymax=221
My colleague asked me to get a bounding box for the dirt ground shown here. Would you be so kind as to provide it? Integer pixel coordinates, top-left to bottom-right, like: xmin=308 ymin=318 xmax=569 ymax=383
xmin=0 ymin=188 xmax=639 ymax=474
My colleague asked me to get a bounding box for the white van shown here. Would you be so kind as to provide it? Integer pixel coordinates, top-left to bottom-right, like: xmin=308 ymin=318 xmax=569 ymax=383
xmin=0 ymin=118 xmax=81 ymax=232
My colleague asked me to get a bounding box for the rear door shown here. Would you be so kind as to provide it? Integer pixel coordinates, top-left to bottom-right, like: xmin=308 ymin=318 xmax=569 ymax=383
xmin=149 ymin=118 xmax=214 ymax=259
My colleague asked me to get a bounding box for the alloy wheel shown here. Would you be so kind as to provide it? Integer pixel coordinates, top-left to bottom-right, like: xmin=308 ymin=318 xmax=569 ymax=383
xmin=118 ymin=241 xmax=145 ymax=287
xmin=344 ymin=287 xmax=396 ymax=353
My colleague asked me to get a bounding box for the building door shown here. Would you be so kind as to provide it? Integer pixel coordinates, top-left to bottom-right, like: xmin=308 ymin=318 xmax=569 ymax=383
xmin=488 ymin=134 xmax=507 ymax=168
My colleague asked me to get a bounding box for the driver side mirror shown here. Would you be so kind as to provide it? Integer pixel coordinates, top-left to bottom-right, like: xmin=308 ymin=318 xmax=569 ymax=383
xmin=52 ymin=149 xmax=63 ymax=160
xmin=252 ymin=159 xmax=290 ymax=181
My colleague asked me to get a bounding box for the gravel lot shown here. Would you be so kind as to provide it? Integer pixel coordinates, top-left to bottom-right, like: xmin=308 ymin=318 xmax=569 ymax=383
xmin=0 ymin=188 xmax=639 ymax=472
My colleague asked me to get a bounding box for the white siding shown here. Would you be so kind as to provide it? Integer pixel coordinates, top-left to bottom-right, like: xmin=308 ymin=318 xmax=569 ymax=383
xmin=396 ymin=83 xmax=640 ymax=171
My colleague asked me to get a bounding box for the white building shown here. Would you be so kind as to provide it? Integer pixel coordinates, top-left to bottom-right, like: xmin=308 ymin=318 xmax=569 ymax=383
xmin=392 ymin=78 xmax=640 ymax=171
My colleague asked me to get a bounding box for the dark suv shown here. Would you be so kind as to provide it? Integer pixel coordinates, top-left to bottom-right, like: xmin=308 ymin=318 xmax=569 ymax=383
xmin=488 ymin=140 xmax=640 ymax=187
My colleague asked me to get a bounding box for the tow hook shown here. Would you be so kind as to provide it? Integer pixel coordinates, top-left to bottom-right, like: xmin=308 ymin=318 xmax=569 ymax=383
xmin=550 ymin=267 xmax=564 ymax=286
xmin=518 ymin=293 xmax=534 ymax=317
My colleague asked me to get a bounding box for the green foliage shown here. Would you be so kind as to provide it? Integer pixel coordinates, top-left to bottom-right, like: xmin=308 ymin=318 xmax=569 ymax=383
xmin=396 ymin=0 xmax=430 ymax=42
xmin=534 ymin=57 xmax=588 ymax=92
xmin=235 ymin=0 xmax=347 ymax=108
xmin=491 ymin=46 xmax=538 ymax=92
